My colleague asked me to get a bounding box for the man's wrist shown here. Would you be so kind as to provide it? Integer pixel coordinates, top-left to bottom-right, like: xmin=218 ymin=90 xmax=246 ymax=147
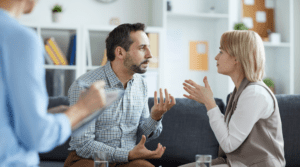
xmin=151 ymin=114 xmax=162 ymax=121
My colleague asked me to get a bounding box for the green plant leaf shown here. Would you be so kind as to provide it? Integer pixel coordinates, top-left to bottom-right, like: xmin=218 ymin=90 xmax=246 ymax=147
xmin=234 ymin=23 xmax=249 ymax=30
xmin=263 ymin=78 xmax=275 ymax=88
xmin=52 ymin=5 xmax=62 ymax=12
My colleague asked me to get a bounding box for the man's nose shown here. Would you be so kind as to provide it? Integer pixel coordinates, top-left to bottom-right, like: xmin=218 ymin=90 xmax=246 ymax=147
xmin=146 ymin=48 xmax=153 ymax=59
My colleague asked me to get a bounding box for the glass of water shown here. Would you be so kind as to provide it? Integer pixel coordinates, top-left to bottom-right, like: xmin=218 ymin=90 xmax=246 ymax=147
xmin=94 ymin=151 xmax=109 ymax=167
xmin=195 ymin=154 xmax=211 ymax=167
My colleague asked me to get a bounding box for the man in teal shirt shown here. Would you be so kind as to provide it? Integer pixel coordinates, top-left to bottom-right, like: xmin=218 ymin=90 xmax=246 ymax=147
xmin=0 ymin=0 xmax=106 ymax=166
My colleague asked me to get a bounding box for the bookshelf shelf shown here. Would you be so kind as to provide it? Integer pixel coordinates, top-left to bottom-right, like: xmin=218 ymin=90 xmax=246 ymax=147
xmin=21 ymin=22 xmax=80 ymax=30
xmin=263 ymin=42 xmax=290 ymax=48
xmin=84 ymin=25 xmax=116 ymax=32
xmin=84 ymin=25 xmax=164 ymax=33
xmin=167 ymin=12 xmax=229 ymax=19
xmin=86 ymin=66 xmax=100 ymax=70
xmin=44 ymin=65 xmax=77 ymax=70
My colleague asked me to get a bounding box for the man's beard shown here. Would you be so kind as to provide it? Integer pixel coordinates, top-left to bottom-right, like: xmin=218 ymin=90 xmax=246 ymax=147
xmin=124 ymin=53 xmax=149 ymax=74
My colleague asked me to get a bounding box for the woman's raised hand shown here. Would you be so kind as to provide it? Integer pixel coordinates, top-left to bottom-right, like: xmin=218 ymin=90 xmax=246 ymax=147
xmin=183 ymin=76 xmax=217 ymax=111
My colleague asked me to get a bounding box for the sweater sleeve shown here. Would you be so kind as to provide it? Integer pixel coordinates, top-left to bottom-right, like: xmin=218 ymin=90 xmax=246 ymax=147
xmin=207 ymin=85 xmax=274 ymax=153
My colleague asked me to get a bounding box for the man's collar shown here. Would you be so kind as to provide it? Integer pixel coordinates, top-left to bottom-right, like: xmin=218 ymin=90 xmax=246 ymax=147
xmin=104 ymin=61 xmax=121 ymax=88
xmin=104 ymin=62 xmax=137 ymax=88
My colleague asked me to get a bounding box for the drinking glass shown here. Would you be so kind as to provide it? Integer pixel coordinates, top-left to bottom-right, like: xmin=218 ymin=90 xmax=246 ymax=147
xmin=195 ymin=154 xmax=211 ymax=167
xmin=94 ymin=151 xmax=108 ymax=167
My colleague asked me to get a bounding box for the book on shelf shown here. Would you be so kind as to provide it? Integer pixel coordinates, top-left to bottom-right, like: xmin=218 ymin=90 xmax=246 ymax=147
xmin=45 ymin=70 xmax=54 ymax=96
xmin=45 ymin=37 xmax=68 ymax=65
xmin=67 ymin=34 xmax=76 ymax=65
xmin=44 ymin=50 xmax=54 ymax=65
xmin=45 ymin=44 xmax=60 ymax=65
xmin=101 ymin=49 xmax=108 ymax=66
xmin=85 ymin=31 xmax=92 ymax=67
xmin=53 ymin=69 xmax=65 ymax=96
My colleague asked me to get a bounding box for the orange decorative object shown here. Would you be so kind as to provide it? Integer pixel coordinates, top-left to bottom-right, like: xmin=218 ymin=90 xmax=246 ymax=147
xmin=189 ymin=41 xmax=208 ymax=71
xmin=148 ymin=33 xmax=159 ymax=68
xmin=242 ymin=0 xmax=275 ymax=38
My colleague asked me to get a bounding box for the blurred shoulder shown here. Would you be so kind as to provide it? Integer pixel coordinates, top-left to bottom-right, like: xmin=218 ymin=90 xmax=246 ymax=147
xmin=0 ymin=14 xmax=38 ymax=42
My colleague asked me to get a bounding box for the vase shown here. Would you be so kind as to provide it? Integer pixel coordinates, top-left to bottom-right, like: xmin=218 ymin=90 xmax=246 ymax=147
xmin=270 ymin=86 xmax=276 ymax=94
xmin=52 ymin=12 xmax=62 ymax=23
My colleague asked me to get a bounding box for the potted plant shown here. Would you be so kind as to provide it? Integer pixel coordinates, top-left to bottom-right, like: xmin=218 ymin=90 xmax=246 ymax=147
xmin=52 ymin=4 xmax=63 ymax=23
xmin=263 ymin=78 xmax=275 ymax=94
xmin=234 ymin=23 xmax=249 ymax=30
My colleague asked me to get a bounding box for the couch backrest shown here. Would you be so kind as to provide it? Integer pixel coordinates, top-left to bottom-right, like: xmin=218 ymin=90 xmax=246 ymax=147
xmin=42 ymin=96 xmax=225 ymax=165
xmin=145 ymin=98 xmax=225 ymax=166
xmin=275 ymin=94 xmax=300 ymax=166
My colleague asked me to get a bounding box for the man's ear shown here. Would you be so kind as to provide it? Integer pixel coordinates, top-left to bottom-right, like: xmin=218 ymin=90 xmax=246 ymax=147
xmin=114 ymin=46 xmax=126 ymax=60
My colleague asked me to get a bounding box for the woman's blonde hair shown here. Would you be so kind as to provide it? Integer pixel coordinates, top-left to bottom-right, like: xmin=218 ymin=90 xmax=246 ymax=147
xmin=220 ymin=30 xmax=265 ymax=82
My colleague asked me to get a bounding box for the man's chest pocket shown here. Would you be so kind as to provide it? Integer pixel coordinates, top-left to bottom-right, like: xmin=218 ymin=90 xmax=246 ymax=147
xmin=126 ymin=95 xmax=144 ymax=125
xmin=132 ymin=95 xmax=144 ymax=111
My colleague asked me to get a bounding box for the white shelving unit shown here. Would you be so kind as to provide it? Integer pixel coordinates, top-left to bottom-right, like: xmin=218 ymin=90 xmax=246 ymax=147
xmin=22 ymin=23 xmax=84 ymax=79
xmin=21 ymin=23 xmax=84 ymax=96
xmin=262 ymin=0 xmax=295 ymax=94
xmin=263 ymin=42 xmax=290 ymax=48
xmin=162 ymin=0 xmax=298 ymax=102
xmin=44 ymin=65 xmax=77 ymax=70
xmin=167 ymin=12 xmax=229 ymax=19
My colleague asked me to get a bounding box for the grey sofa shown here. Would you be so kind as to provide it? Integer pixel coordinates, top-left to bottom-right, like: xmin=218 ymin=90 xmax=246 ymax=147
xmin=39 ymin=95 xmax=300 ymax=167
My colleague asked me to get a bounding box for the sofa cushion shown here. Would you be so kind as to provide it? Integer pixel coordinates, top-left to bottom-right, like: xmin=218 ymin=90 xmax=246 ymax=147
xmin=276 ymin=94 xmax=300 ymax=167
xmin=47 ymin=96 xmax=69 ymax=109
xmin=145 ymin=98 xmax=225 ymax=166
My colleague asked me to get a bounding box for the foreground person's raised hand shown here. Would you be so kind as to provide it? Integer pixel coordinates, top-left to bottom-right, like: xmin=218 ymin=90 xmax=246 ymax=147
xmin=128 ymin=135 xmax=166 ymax=160
xmin=65 ymin=81 xmax=106 ymax=128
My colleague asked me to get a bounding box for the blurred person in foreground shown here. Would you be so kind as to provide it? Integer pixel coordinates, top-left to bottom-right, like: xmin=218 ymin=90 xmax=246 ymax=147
xmin=0 ymin=0 xmax=106 ymax=166
xmin=180 ymin=30 xmax=285 ymax=167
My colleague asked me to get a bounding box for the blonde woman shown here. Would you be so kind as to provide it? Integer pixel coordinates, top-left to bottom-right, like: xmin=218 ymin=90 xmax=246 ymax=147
xmin=180 ymin=30 xmax=285 ymax=167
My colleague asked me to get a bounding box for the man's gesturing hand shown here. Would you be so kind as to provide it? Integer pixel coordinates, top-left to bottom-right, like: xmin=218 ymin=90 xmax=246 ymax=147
xmin=128 ymin=135 xmax=166 ymax=160
xmin=151 ymin=88 xmax=176 ymax=121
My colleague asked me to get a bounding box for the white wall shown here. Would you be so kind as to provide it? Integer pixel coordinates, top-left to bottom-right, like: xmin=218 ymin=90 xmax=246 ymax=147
xmin=294 ymin=0 xmax=300 ymax=94
xmin=20 ymin=0 xmax=154 ymax=26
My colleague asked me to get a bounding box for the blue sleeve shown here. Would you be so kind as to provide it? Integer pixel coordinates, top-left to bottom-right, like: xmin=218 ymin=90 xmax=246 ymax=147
xmin=3 ymin=28 xmax=71 ymax=153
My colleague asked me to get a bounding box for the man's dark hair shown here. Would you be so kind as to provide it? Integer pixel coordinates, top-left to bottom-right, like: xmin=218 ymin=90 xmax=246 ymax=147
xmin=105 ymin=23 xmax=145 ymax=61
